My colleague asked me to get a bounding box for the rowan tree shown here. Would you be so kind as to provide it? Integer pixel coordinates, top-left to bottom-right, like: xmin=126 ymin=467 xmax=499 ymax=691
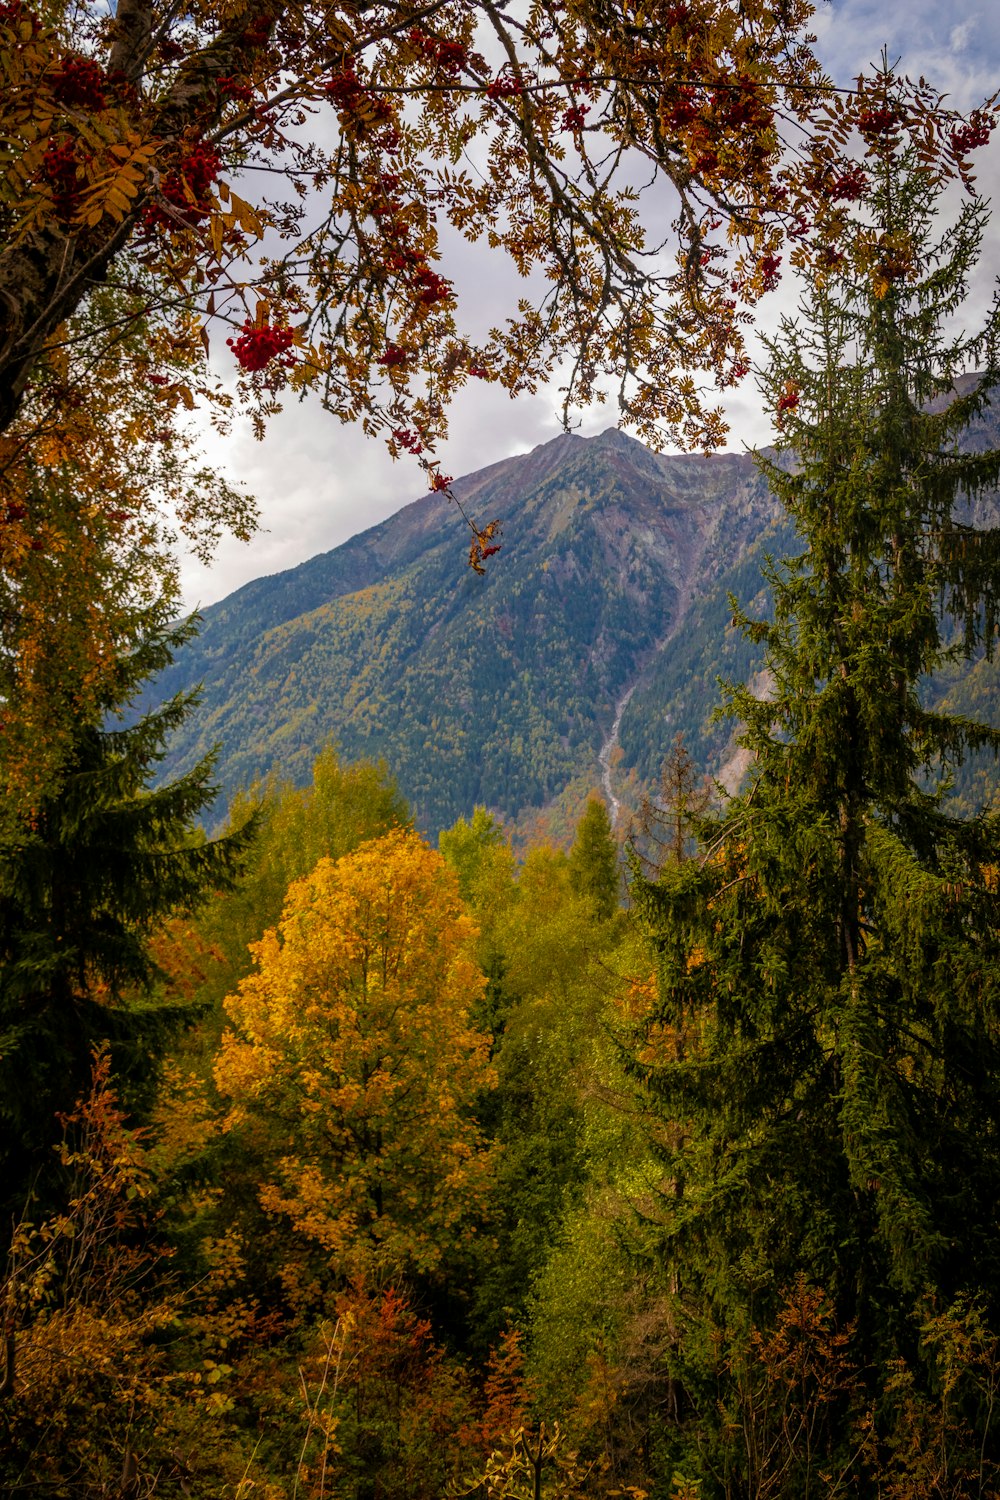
xmin=214 ymin=827 xmax=495 ymax=1295
xmin=629 ymin=77 xmax=1000 ymax=1492
xmin=2 ymin=0 xmax=990 ymax=519
xmin=0 ymin=0 xmax=808 ymax=446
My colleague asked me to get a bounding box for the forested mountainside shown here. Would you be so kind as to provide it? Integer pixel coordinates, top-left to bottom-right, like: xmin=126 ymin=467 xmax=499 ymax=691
xmin=157 ymin=406 xmax=1000 ymax=833
xmin=156 ymin=429 xmax=782 ymax=830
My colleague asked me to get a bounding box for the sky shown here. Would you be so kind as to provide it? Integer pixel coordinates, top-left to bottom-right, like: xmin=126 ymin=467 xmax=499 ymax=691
xmin=179 ymin=0 xmax=1000 ymax=609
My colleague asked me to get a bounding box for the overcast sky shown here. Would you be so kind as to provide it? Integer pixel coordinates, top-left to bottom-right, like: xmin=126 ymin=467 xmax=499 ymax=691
xmin=179 ymin=0 xmax=1000 ymax=609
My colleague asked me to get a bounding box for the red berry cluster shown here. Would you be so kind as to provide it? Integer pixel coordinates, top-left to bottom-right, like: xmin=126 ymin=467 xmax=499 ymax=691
xmin=392 ymin=426 xmax=424 ymax=453
xmin=664 ymin=3 xmax=691 ymax=25
xmin=51 ymin=55 xmax=108 ymax=111
xmin=828 ymin=165 xmax=868 ymax=202
xmin=240 ymin=11 xmax=275 ymax=50
xmin=560 ymin=104 xmax=589 ymax=132
xmin=468 ymin=365 xmax=490 ymax=379
xmin=227 ymin=321 xmax=295 ymax=371
xmin=324 ymin=66 xmax=393 ymax=128
xmin=408 ymin=28 xmax=468 ymax=76
xmin=218 ymin=74 xmax=254 ymax=104
xmin=468 ymin=520 xmax=502 ymax=572
xmin=661 ymin=86 xmax=699 ymax=131
xmin=950 ymin=112 xmax=994 ymax=156
xmin=857 ymin=105 xmax=902 ymax=140
xmin=324 ymin=68 xmax=362 ymax=110
xmin=759 ymin=253 xmax=781 ymax=292
xmin=486 ymin=70 xmax=523 ymax=100
xmin=147 ymin=372 xmax=172 ymax=386
xmin=776 ymin=384 xmax=800 ymax=416
xmin=412 ymin=265 xmax=451 ymax=306
xmin=178 ymin=140 xmax=220 ymax=203
xmin=380 ymin=344 xmax=409 ymax=369
xmin=429 ymin=472 xmax=453 ymax=492
xmin=0 ymin=0 xmax=35 ymax=29
xmin=40 ymin=137 xmax=85 ymax=221
xmin=3 ymin=502 xmax=27 ymax=524
xmin=370 ymin=196 xmax=454 ymax=309
xmin=712 ymin=76 xmax=772 ymax=135
xmin=143 ymin=139 xmax=220 ymax=231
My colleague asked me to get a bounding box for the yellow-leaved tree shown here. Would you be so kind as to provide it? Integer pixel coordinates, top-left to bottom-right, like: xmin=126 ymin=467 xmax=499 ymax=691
xmin=214 ymin=827 xmax=495 ymax=1293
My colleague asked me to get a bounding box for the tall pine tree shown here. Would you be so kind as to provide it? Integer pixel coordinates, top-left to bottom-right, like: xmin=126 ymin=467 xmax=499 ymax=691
xmin=630 ymin=79 xmax=1000 ymax=1492
xmin=0 ymin=617 xmax=252 ymax=1228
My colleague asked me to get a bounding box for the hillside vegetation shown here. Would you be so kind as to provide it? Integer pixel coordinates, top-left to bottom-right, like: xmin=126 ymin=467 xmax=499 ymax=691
xmin=159 ymin=405 xmax=1000 ymax=834
xmin=154 ymin=433 xmax=779 ymax=831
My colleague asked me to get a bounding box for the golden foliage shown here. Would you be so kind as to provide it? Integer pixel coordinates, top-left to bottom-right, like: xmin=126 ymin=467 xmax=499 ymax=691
xmin=215 ymin=827 xmax=496 ymax=1283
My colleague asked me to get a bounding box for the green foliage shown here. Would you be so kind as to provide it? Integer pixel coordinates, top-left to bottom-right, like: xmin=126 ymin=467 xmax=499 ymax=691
xmin=0 ymin=617 xmax=251 ymax=1230
xmin=460 ymin=843 xmax=631 ymax=1353
xmin=440 ymin=805 xmax=507 ymax=901
xmin=629 ymin=106 xmax=1000 ymax=1492
xmin=569 ymin=797 xmax=620 ymax=918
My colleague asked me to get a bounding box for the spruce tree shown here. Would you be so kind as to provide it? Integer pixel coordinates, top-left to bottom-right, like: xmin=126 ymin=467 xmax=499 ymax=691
xmin=630 ymin=84 xmax=1000 ymax=1489
xmin=0 ymin=617 xmax=252 ymax=1228
xmin=569 ymin=796 xmax=620 ymax=918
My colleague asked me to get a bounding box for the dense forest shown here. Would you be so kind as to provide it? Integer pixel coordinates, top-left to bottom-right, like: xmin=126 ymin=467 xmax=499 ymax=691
xmin=6 ymin=20 xmax=1000 ymax=1500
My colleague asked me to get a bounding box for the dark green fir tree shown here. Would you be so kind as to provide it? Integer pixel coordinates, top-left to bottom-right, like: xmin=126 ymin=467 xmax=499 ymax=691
xmin=0 ymin=617 xmax=253 ymax=1230
xmin=630 ymin=80 xmax=1000 ymax=1495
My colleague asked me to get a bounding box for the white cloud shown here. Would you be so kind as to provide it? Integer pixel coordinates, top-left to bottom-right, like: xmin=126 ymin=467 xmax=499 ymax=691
xmin=181 ymin=0 xmax=1000 ymax=607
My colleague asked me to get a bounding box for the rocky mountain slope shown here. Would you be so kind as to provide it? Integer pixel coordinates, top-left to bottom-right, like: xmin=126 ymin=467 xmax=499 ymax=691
xmin=155 ymin=416 xmax=1000 ymax=836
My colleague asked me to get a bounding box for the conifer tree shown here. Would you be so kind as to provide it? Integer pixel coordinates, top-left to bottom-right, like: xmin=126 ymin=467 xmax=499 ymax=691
xmin=0 ymin=617 xmax=252 ymax=1229
xmin=569 ymin=796 xmax=620 ymax=919
xmin=630 ymin=77 xmax=1000 ymax=1488
xmin=630 ymin=734 xmax=714 ymax=877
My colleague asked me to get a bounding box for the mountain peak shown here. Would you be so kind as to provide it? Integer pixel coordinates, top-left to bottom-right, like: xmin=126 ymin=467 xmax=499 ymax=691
xmin=153 ymin=427 xmax=781 ymax=832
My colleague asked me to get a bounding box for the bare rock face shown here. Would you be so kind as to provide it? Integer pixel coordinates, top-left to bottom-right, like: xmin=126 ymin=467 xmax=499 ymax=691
xmin=153 ymin=419 xmax=1000 ymax=834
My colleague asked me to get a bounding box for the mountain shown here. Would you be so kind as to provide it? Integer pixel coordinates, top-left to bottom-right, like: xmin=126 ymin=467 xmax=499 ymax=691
xmin=155 ymin=417 xmax=1000 ymax=836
